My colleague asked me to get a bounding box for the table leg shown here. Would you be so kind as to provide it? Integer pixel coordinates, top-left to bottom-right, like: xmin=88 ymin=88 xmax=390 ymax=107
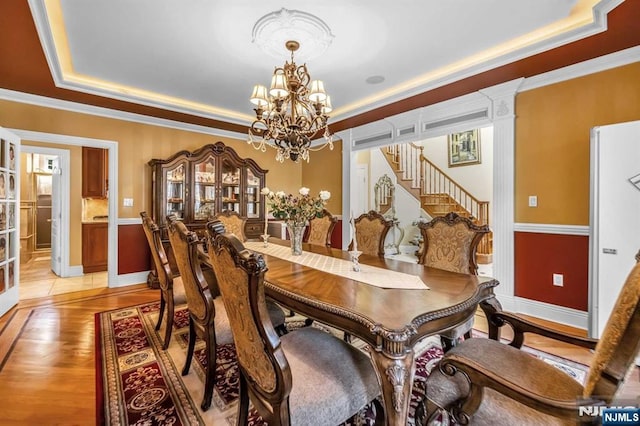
xmin=367 ymin=346 xmax=415 ymax=426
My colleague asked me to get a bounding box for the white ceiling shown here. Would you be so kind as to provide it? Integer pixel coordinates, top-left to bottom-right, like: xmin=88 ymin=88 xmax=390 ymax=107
xmin=34 ymin=0 xmax=600 ymax=127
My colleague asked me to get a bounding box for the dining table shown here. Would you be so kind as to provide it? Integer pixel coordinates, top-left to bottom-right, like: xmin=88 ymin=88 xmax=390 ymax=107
xmin=242 ymin=238 xmax=501 ymax=426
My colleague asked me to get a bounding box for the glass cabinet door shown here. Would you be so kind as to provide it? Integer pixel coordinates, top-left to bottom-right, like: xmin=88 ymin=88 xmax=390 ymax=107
xmin=193 ymin=155 xmax=216 ymax=221
xmin=165 ymin=163 xmax=185 ymax=219
xmin=245 ymin=169 xmax=262 ymax=219
xmin=220 ymin=158 xmax=240 ymax=213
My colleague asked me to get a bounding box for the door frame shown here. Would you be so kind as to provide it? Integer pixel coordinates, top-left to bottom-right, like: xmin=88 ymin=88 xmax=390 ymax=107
xmin=9 ymin=129 xmax=118 ymax=286
xmin=21 ymin=145 xmax=70 ymax=276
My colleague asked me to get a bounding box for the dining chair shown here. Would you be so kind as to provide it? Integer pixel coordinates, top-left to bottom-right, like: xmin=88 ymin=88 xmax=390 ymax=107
xmin=348 ymin=210 xmax=393 ymax=257
xmin=140 ymin=211 xmax=185 ymax=350
xmin=305 ymin=208 xmax=338 ymax=247
xmin=206 ymin=220 xmax=384 ymax=426
xmin=420 ymin=251 xmax=640 ymax=426
xmin=214 ymin=210 xmax=247 ymax=241
xmin=166 ymin=214 xmax=234 ymax=411
xmin=417 ymin=211 xmax=490 ymax=275
xmin=417 ymin=212 xmax=490 ymax=351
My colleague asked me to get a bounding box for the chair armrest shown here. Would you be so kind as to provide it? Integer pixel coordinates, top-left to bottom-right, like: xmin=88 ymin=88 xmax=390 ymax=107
xmin=439 ymin=355 xmax=602 ymax=423
xmin=490 ymin=311 xmax=598 ymax=350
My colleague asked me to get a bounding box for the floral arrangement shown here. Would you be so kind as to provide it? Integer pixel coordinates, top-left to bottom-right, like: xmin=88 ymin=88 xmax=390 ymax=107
xmin=261 ymin=186 xmax=331 ymax=225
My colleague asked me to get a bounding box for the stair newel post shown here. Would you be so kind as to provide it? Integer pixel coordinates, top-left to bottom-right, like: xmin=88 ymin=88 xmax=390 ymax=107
xmin=419 ymin=146 xmax=426 ymax=195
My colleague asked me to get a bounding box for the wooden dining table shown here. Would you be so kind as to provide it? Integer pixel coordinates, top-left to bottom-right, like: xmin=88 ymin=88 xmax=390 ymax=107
xmin=246 ymin=238 xmax=500 ymax=426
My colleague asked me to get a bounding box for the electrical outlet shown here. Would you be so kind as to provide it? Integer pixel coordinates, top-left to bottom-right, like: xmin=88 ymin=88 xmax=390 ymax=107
xmin=123 ymin=198 xmax=134 ymax=207
xmin=528 ymin=195 xmax=538 ymax=207
xmin=553 ymin=273 xmax=564 ymax=287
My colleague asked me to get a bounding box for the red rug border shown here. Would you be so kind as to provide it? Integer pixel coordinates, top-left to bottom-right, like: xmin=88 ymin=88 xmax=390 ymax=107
xmin=94 ymin=301 xmax=160 ymax=426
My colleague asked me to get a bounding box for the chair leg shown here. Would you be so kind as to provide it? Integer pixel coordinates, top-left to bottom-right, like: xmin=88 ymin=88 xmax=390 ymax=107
xmin=343 ymin=332 xmax=352 ymax=343
xmin=201 ymin=326 xmax=216 ymax=411
xmin=372 ymin=397 xmax=385 ymax=425
xmin=288 ymin=309 xmax=295 ymax=317
xmin=275 ymin=324 xmax=288 ymax=336
xmin=236 ymin=373 xmax=249 ymax=426
xmin=162 ymin=295 xmax=174 ymax=350
xmin=440 ymin=335 xmax=456 ymax=352
xmin=156 ymin=293 xmax=166 ymax=331
xmin=182 ymin=317 xmax=196 ymax=376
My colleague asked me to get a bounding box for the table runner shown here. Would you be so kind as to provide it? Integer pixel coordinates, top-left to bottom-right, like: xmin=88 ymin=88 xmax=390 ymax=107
xmin=244 ymin=241 xmax=429 ymax=290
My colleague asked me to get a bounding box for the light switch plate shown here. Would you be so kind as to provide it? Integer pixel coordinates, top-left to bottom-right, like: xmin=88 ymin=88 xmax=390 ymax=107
xmin=528 ymin=195 xmax=538 ymax=207
xmin=123 ymin=198 xmax=134 ymax=207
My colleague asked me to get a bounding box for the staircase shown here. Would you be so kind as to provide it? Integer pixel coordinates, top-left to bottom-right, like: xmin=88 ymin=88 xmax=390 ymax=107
xmin=382 ymin=143 xmax=493 ymax=262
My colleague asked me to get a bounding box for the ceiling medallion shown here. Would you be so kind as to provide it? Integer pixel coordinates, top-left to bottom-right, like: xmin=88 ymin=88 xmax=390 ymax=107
xmin=252 ymin=8 xmax=334 ymax=63
xmin=247 ymin=40 xmax=333 ymax=163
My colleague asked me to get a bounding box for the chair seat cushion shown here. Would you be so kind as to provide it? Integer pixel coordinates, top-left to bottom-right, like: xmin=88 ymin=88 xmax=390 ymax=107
xmin=281 ymin=327 xmax=380 ymax=426
xmin=427 ymin=337 xmax=584 ymax=425
xmin=212 ymin=297 xmax=234 ymax=345
xmin=172 ymin=276 xmax=187 ymax=305
xmin=266 ymin=300 xmax=286 ymax=328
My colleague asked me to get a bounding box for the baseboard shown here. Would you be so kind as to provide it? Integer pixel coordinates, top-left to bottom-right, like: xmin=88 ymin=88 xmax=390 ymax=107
xmin=493 ymin=294 xmax=588 ymax=330
xmin=112 ymin=271 xmax=149 ymax=288
xmin=66 ymin=265 xmax=84 ymax=277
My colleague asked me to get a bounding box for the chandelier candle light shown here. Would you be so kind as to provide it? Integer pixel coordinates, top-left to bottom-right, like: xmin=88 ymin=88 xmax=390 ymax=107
xmin=248 ymin=40 xmax=334 ymax=163
xmin=261 ymin=186 xmax=330 ymax=255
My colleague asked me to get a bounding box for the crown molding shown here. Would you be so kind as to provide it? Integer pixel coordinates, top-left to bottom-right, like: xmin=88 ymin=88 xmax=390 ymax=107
xmin=0 ymin=88 xmax=247 ymax=141
xmin=520 ymin=45 xmax=640 ymax=92
xmin=514 ymin=223 xmax=590 ymax=236
xmin=27 ymin=0 xmax=624 ymax=126
xmin=27 ymin=0 xmax=253 ymax=127
xmin=331 ymin=0 xmax=623 ymax=122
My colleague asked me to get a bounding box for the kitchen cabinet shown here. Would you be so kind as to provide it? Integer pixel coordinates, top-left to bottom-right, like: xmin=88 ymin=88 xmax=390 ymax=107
xmin=148 ymin=141 xmax=267 ymax=239
xmin=82 ymin=147 xmax=108 ymax=198
xmin=82 ymin=222 xmax=108 ymax=272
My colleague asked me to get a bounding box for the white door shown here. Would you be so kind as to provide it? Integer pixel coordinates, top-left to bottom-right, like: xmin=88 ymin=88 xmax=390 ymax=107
xmin=0 ymin=127 xmax=20 ymax=318
xmin=589 ymin=120 xmax=640 ymax=337
xmin=50 ymin=156 xmax=62 ymax=276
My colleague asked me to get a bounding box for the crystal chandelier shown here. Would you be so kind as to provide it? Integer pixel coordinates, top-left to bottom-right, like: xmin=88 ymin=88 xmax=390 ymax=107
xmin=247 ymin=40 xmax=333 ymax=163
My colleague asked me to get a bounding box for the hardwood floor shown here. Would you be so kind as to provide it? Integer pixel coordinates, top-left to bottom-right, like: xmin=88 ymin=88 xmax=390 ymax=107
xmin=0 ymin=286 xmax=637 ymax=424
xmin=0 ymin=284 xmax=157 ymax=425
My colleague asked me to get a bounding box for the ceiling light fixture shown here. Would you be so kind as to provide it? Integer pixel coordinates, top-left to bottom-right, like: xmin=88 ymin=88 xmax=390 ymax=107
xmin=247 ymin=40 xmax=333 ymax=163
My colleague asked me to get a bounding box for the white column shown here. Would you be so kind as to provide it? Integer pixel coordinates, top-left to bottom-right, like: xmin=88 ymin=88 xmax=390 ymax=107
xmin=338 ymin=130 xmax=353 ymax=250
xmin=479 ymin=78 xmax=523 ymax=308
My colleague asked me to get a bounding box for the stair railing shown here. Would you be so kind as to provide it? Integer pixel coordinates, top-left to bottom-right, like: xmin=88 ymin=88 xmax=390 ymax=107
xmin=385 ymin=143 xmax=492 ymax=256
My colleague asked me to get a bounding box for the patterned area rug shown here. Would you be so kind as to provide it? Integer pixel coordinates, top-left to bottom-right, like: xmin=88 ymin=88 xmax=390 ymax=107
xmin=96 ymin=302 xmax=588 ymax=425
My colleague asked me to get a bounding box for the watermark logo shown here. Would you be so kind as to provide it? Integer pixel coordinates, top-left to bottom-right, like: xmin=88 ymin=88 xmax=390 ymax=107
xmin=602 ymin=408 xmax=640 ymax=425
xmin=579 ymin=399 xmax=640 ymax=425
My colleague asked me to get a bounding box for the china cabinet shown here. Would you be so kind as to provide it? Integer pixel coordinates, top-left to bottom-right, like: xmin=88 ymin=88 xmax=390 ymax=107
xmin=148 ymin=142 xmax=268 ymax=239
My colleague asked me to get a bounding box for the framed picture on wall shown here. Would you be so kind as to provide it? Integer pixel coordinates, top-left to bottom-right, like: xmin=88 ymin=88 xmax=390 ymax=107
xmin=448 ymin=129 xmax=481 ymax=167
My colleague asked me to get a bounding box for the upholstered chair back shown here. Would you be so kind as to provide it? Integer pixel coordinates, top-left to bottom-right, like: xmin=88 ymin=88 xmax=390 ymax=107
xmin=306 ymin=209 xmax=337 ymax=247
xmin=215 ymin=210 xmax=247 ymax=242
xmin=206 ymin=220 xmax=290 ymax=404
xmin=417 ymin=212 xmax=490 ymax=275
xmin=166 ymin=215 xmax=214 ymax=326
xmin=140 ymin=211 xmax=173 ymax=290
xmin=349 ymin=210 xmax=392 ymax=257
xmin=584 ymin=254 xmax=640 ymax=400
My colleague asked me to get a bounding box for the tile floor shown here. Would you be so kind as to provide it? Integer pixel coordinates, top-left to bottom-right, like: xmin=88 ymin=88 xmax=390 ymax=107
xmin=19 ymin=251 xmax=108 ymax=300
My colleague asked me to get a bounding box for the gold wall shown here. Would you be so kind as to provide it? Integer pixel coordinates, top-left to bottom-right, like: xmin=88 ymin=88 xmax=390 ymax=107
xmin=515 ymin=62 xmax=640 ymax=225
xmin=0 ymin=99 xmax=303 ymax=266
xmin=300 ymin=139 xmax=343 ymax=214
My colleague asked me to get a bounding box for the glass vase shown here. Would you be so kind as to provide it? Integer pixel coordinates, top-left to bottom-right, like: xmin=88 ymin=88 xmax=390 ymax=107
xmin=286 ymin=220 xmax=306 ymax=256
